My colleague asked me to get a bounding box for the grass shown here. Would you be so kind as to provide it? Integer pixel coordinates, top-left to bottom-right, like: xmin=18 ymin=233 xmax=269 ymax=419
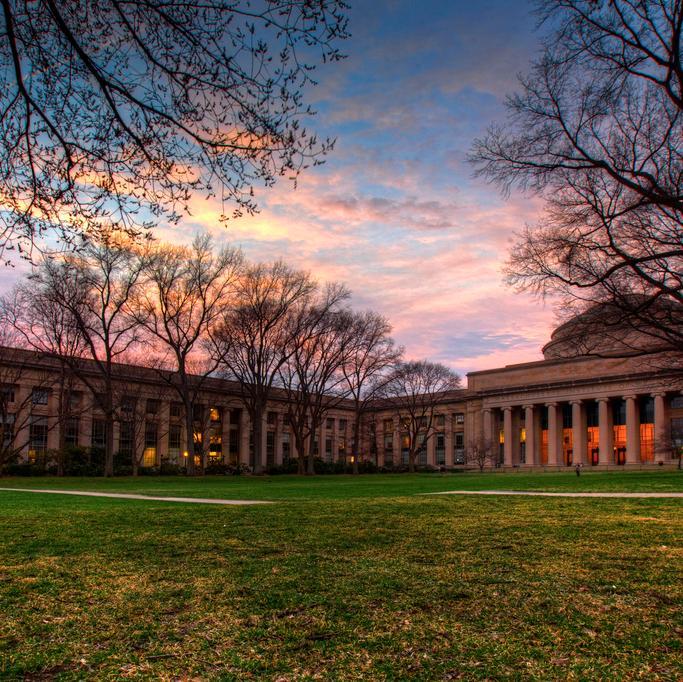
xmin=1 ymin=469 xmax=682 ymax=500
xmin=0 ymin=472 xmax=681 ymax=680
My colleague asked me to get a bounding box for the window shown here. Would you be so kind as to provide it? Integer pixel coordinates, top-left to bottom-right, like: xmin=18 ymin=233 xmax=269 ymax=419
xmin=671 ymin=417 xmax=683 ymax=458
xmin=210 ymin=407 xmax=222 ymax=423
xmin=383 ymin=432 xmax=394 ymax=466
xmin=92 ymin=419 xmax=107 ymax=449
xmin=435 ymin=414 xmax=445 ymax=428
xmin=65 ymin=417 xmax=79 ymax=447
xmin=29 ymin=416 xmax=48 ymax=458
xmin=267 ymin=411 xmax=277 ymax=426
xmin=435 ymin=432 xmax=445 ymax=465
xmin=143 ymin=421 xmax=157 ymax=466
xmin=229 ymin=428 xmax=240 ymax=462
xmin=121 ymin=396 xmax=136 ymax=416
xmin=325 ymin=437 xmax=333 ymax=462
xmin=1 ymin=413 xmax=14 ymax=447
xmin=119 ymin=421 xmax=134 ymax=457
xmin=282 ymin=432 xmax=291 ymax=463
xmin=339 ymin=419 xmax=347 ymax=432
xmin=454 ymin=432 xmax=465 ymax=465
xmin=230 ymin=408 xmax=241 ymax=423
xmin=454 ymin=412 xmax=465 ymax=425
xmin=417 ymin=433 xmax=427 ymax=465
xmin=383 ymin=419 xmax=393 ymax=432
xmin=68 ymin=392 xmax=81 ymax=411
xmin=192 ymin=403 xmax=204 ymax=422
xmin=146 ymin=399 xmax=159 ymax=415
xmin=170 ymin=401 xmax=183 ymax=418
xmin=401 ymin=432 xmax=410 ymax=465
xmin=326 ymin=417 xmax=334 ymax=430
xmin=266 ymin=430 xmax=275 ymax=466
xmin=338 ymin=437 xmax=346 ymax=460
xmin=209 ymin=426 xmax=222 ymax=457
xmin=0 ymin=385 xmax=15 ymax=404
xmin=169 ymin=423 xmax=182 ymax=460
xmin=32 ymin=388 xmax=48 ymax=405
xmin=671 ymin=397 xmax=683 ymax=410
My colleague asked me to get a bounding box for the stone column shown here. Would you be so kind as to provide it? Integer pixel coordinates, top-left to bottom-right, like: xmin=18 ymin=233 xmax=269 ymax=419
xmin=652 ymin=393 xmax=671 ymax=463
xmin=524 ymin=405 xmax=536 ymax=466
xmin=547 ymin=402 xmax=560 ymax=466
xmin=427 ymin=427 xmax=436 ymax=466
xmin=598 ymin=398 xmax=613 ymax=465
xmin=571 ymin=400 xmax=587 ymax=465
xmin=445 ymin=414 xmax=453 ymax=467
xmin=482 ymin=408 xmax=493 ymax=450
xmin=221 ymin=406 xmax=232 ymax=464
xmin=503 ymin=407 xmax=513 ymax=467
xmin=625 ymin=395 xmax=641 ymax=464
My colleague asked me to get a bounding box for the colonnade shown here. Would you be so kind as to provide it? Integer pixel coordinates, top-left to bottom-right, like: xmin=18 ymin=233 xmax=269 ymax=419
xmin=483 ymin=392 xmax=673 ymax=467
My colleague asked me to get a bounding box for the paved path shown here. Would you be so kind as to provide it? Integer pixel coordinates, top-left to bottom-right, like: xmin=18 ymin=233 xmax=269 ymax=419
xmin=0 ymin=488 xmax=272 ymax=505
xmin=426 ymin=490 xmax=683 ymax=498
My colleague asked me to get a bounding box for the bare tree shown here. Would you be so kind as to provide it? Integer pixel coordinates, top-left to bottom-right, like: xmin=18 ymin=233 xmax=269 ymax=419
xmin=0 ymin=1 xmax=349 ymax=260
xmin=130 ymin=233 xmax=242 ymax=475
xmin=210 ymin=261 xmax=317 ymax=472
xmin=467 ymin=436 xmax=494 ymax=473
xmin=278 ymin=284 xmax=352 ymax=475
xmin=341 ymin=311 xmax=402 ymax=474
xmin=379 ymin=361 xmax=461 ymax=473
xmin=471 ymin=0 xmax=683 ymax=357
xmin=15 ymin=233 xmax=146 ymax=476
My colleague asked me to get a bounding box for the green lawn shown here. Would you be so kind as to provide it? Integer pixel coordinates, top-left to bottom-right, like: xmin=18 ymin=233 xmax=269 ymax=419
xmin=1 ymin=469 xmax=682 ymax=500
xmin=1 ymin=473 xmax=681 ymax=680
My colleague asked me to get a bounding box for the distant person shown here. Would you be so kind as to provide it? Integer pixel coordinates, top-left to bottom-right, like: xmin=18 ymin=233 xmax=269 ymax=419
xmin=575 ymin=463 xmax=582 ymax=477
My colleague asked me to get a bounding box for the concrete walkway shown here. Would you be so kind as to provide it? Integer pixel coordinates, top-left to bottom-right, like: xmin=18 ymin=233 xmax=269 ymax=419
xmin=426 ymin=490 xmax=683 ymax=498
xmin=0 ymin=488 xmax=273 ymax=505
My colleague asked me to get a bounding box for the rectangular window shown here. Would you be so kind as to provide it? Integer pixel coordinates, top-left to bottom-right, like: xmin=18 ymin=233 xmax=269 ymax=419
xmin=435 ymin=432 xmax=445 ymax=465
xmin=192 ymin=403 xmax=204 ymax=423
xmin=143 ymin=421 xmax=157 ymax=467
xmin=454 ymin=412 xmax=465 ymax=425
xmin=1 ymin=413 xmax=14 ymax=447
xmin=401 ymin=432 xmax=409 ymax=465
xmin=65 ymin=417 xmax=79 ymax=447
xmin=119 ymin=420 xmax=134 ymax=457
xmin=210 ymin=407 xmax=222 ymax=424
xmin=29 ymin=416 xmax=48 ymax=458
xmin=282 ymin=431 xmax=291 ymax=463
xmin=209 ymin=426 xmax=222 ymax=457
xmin=169 ymin=423 xmax=182 ymax=459
xmin=383 ymin=419 xmax=393 ymax=432
xmin=338 ymin=437 xmax=346 ymax=460
xmin=266 ymin=430 xmax=275 ymax=466
xmin=68 ymin=391 xmax=81 ymax=411
xmin=326 ymin=417 xmax=334 ymax=430
xmin=339 ymin=419 xmax=347 ymax=432
xmin=32 ymin=388 xmax=48 ymax=406
xmin=435 ymin=414 xmax=445 ymax=428
xmin=417 ymin=433 xmax=427 ymax=465
xmin=325 ymin=437 xmax=333 ymax=462
xmin=267 ymin=411 xmax=277 ymax=426
xmin=170 ymin=401 xmax=183 ymax=418
xmin=92 ymin=419 xmax=107 ymax=449
xmin=146 ymin=399 xmax=159 ymax=415
xmin=0 ymin=385 xmax=15 ymax=404
xmin=121 ymin=396 xmax=136 ymax=416
xmin=454 ymin=431 xmax=465 ymax=465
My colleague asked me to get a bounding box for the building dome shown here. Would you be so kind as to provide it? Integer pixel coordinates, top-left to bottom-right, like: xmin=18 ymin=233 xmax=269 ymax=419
xmin=542 ymin=297 xmax=681 ymax=360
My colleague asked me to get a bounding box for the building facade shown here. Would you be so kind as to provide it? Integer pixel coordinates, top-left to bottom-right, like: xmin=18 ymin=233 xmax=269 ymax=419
xmin=1 ymin=314 xmax=681 ymax=471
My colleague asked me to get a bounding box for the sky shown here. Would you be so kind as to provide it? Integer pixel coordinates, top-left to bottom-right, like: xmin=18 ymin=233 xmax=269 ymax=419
xmin=2 ymin=0 xmax=559 ymax=378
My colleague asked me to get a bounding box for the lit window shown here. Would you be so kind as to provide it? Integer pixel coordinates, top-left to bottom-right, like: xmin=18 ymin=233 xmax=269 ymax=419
xmin=454 ymin=413 xmax=465 ymax=425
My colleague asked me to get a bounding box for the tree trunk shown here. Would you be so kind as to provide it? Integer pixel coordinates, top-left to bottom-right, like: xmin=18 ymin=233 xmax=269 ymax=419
xmin=352 ymin=410 xmax=361 ymax=475
xmin=104 ymin=411 xmax=115 ymax=477
xmin=184 ymin=401 xmax=195 ymax=476
xmin=252 ymin=406 xmax=265 ymax=473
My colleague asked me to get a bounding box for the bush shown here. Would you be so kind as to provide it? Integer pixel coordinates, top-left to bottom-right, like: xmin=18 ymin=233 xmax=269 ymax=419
xmin=205 ymin=461 xmax=251 ymax=476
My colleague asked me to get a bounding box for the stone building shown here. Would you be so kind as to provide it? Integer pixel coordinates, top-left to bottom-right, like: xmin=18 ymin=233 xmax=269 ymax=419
xmin=1 ymin=312 xmax=681 ymax=471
